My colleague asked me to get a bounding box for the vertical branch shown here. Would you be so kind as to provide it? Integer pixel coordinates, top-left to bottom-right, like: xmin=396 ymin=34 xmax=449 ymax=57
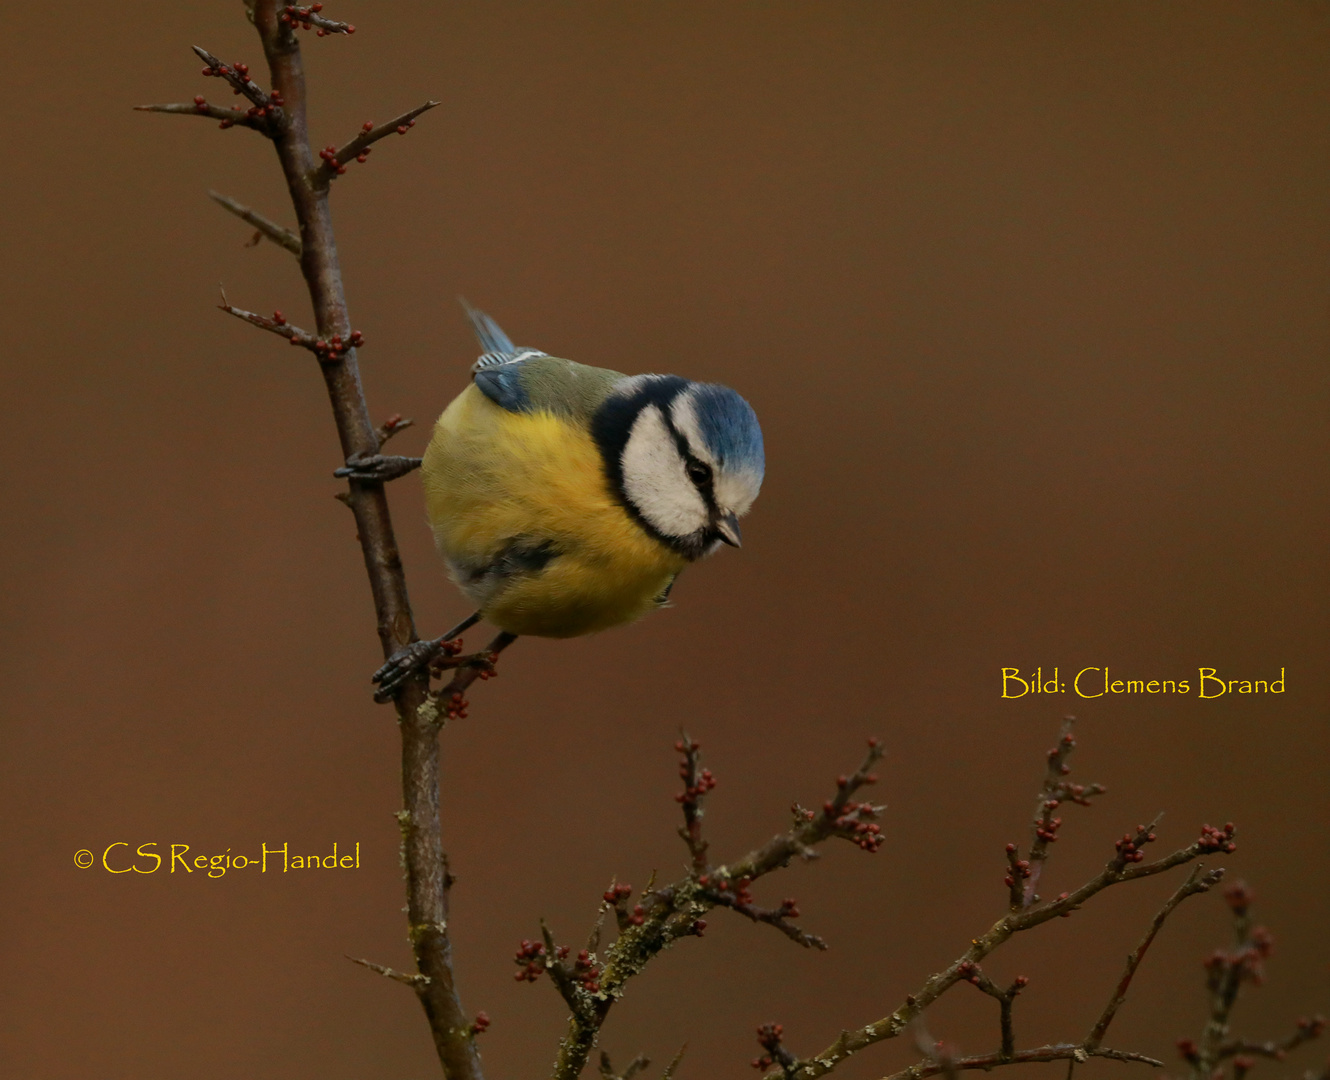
xmin=1021 ymin=718 xmax=1105 ymax=907
xmin=675 ymin=733 xmax=714 ymax=874
xmin=243 ymin=5 xmax=481 ymax=1078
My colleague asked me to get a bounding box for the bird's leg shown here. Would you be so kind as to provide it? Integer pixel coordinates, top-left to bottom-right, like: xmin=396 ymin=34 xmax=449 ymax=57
xmin=431 ymin=630 xmax=518 ymax=680
xmin=334 ymin=452 xmax=423 ymax=482
xmin=372 ymin=612 xmax=481 ymax=701
xmin=416 ymin=631 xmax=519 ymax=717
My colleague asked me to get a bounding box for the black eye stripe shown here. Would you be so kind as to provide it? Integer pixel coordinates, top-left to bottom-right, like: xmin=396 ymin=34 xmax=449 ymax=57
xmin=589 ymin=376 xmax=721 ymax=560
xmin=660 ymin=407 xmax=715 ymax=490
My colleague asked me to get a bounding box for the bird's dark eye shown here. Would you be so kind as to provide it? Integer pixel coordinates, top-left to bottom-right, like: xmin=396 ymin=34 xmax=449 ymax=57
xmin=686 ymin=460 xmax=713 ymax=487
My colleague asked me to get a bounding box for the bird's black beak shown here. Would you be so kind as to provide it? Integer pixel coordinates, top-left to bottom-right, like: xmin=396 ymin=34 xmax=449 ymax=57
xmin=715 ymin=511 xmax=742 ymax=548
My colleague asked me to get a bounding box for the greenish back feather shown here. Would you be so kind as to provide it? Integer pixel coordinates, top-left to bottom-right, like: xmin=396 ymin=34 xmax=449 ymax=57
xmin=498 ymin=356 xmax=625 ymax=421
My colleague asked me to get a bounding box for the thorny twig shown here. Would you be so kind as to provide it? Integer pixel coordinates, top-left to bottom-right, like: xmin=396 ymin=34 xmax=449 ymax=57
xmin=346 ymin=953 xmax=428 ymax=988
xmin=528 ymin=718 xmax=1228 ymax=1080
xmin=885 ymin=1043 xmax=1164 ymax=1080
xmin=208 ymin=190 xmax=302 ymax=254
xmin=134 ymin=99 xmax=271 ymax=132
xmin=313 ymin=102 xmax=441 ymax=184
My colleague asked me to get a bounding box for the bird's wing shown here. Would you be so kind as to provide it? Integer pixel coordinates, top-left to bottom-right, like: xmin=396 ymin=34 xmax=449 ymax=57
xmin=459 ymin=302 xmax=624 ymax=419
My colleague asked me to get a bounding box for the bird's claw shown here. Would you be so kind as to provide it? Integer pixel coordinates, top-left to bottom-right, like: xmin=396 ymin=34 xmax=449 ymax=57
xmin=335 ymin=453 xmax=423 ymax=482
xmin=372 ymin=636 xmax=452 ymax=702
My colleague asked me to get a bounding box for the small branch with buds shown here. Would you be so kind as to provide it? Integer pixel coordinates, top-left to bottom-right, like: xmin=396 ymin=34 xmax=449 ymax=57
xmin=1020 ymin=717 xmax=1106 ymax=906
xmin=311 ymin=103 xmax=440 ymax=186
xmin=280 ymin=3 xmax=356 ymax=35
xmin=217 ymin=292 xmax=364 ymax=363
xmin=134 ymin=98 xmax=273 ymax=132
xmin=754 ymin=1023 xmax=801 ymax=1080
xmin=526 ymin=738 xmax=885 ymax=1080
xmin=406 ymin=632 xmax=517 ymax=716
xmin=1176 ymin=882 xmax=1326 ymax=1080
xmin=675 ymin=734 xmax=714 ymax=874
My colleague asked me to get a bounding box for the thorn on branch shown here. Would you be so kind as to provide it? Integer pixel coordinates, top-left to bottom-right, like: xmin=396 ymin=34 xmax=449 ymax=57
xmin=207 ymin=191 xmax=301 ymax=255
xmin=345 ymin=954 xmax=428 ymax=988
xmin=599 ymin=1051 xmax=651 ymax=1080
xmin=281 ymin=3 xmax=356 ymax=35
xmin=134 ymin=99 xmax=273 ymax=132
xmin=661 ymin=1045 xmax=689 ymax=1080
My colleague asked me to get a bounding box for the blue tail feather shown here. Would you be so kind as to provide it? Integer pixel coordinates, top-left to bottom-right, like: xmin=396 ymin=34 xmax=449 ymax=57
xmin=457 ymin=297 xmax=516 ymax=354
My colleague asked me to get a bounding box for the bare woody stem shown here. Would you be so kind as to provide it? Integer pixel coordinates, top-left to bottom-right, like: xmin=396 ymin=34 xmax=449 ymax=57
xmin=882 ymin=1044 xmax=1165 ymax=1080
xmin=240 ymin=5 xmax=481 ymax=1078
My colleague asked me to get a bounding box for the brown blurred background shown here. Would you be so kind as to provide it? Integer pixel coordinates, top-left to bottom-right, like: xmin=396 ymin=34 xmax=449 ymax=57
xmin=3 ymin=3 xmax=1327 ymax=1078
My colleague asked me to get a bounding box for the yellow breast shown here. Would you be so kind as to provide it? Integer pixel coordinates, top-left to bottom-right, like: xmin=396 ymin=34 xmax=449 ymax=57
xmin=421 ymin=385 xmax=687 ymax=638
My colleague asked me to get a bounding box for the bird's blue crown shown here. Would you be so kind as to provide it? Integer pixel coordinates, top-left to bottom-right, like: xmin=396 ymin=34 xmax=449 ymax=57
xmin=685 ymin=382 xmax=765 ymax=480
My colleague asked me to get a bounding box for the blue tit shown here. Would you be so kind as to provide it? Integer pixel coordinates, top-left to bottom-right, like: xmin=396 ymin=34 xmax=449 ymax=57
xmin=372 ymin=303 xmax=764 ymax=695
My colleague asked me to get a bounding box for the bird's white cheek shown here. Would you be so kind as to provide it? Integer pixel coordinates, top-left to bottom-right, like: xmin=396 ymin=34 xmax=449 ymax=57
xmin=621 ymin=406 xmax=709 ymax=538
xmin=714 ymin=468 xmax=762 ymax=518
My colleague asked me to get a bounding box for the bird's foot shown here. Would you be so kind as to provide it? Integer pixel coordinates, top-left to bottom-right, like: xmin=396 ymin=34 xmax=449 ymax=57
xmin=334 ymin=453 xmax=423 ymax=482
xmin=371 ymin=613 xmax=485 ymax=702
xmin=372 ymin=636 xmax=455 ymax=702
